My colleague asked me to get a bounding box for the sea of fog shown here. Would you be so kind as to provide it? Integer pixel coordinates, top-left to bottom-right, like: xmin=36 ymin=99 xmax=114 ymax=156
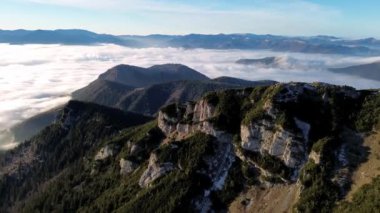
xmin=1 ymin=43 xmax=380 ymax=149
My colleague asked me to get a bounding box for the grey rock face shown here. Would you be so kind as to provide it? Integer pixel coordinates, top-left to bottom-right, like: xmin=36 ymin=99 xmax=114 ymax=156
xmin=241 ymin=121 xmax=308 ymax=169
xmin=120 ymin=158 xmax=137 ymax=176
xmin=139 ymin=153 xmax=174 ymax=187
xmin=240 ymin=84 xmax=313 ymax=169
xmin=95 ymin=145 xmax=117 ymax=161
xmin=158 ymin=99 xmax=230 ymax=143
xmin=130 ymin=144 xmax=142 ymax=156
xmin=194 ymin=140 xmax=235 ymax=212
xmin=308 ymin=151 xmax=321 ymax=164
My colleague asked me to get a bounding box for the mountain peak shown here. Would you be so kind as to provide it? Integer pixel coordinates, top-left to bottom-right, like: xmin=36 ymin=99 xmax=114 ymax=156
xmin=73 ymin=64 xmax=275 ymax=116
xmin=98 ymin=64 xmax=209 ymax=87
xmin=148 ymin=63 xmax=192 ymax=71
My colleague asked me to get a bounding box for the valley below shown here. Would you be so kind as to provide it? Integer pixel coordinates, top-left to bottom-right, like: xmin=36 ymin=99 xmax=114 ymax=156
xmin=1 ymin=44 xmax=380 ymax=149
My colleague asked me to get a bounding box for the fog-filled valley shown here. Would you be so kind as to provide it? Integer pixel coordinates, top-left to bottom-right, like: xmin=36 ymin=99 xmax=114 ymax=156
xmin=1 ymin=43 xmax=380 ymax=149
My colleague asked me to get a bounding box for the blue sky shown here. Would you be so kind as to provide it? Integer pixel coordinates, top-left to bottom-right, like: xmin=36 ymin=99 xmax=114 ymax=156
xmin=0 ymin=0 xmax=379 ymax=38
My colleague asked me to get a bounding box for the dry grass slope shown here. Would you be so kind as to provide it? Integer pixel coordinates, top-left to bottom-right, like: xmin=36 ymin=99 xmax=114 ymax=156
xmin=345 ymin=131 xmax=380 ymax=201
xmin=229 ymin=184 xmax=300 ymax=213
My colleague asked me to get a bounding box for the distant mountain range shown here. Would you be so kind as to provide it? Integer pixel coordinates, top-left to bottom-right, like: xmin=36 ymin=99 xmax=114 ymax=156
xmin=0 ymin=29 xmax=127 ymax=45
xmin=1 ymin=29 xmax=380 ymax=55
xmin=329 ymin=61 xmax=380 ymax=81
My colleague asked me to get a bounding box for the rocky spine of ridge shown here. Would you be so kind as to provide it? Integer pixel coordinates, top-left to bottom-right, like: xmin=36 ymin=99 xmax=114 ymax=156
xmin=1 ymin=82 xmax=379 ymax=213
xmin=155 ymin=82 xmax=380 ymax=212
xmin=157 ymin=83 xmax=372 ymax=184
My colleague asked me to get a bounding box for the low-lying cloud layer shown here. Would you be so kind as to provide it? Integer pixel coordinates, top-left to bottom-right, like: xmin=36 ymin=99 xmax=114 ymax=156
xmin=0 ymin=43 xmax=380 ymax=148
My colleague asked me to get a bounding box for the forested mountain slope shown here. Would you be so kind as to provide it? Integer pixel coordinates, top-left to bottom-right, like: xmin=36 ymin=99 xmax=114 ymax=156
xmin=1 ymin=83 xmax=379 ymax=212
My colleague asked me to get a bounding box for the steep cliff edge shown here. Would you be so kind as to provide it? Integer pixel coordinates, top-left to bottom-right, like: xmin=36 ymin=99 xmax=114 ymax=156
xmin=157 ymin=82 xmax=380 ymax=211
xmin=158 ymin=83 xmax=364 ymax=172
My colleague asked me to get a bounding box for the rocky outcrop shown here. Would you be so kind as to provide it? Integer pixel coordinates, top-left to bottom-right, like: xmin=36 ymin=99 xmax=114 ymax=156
xmin=159 ymin=82 xmax=362 ymax=172
xmin=275 ymin=82 xmax=359 ymax=104
xmin=194 ymin=140 xmax=235 ymax=212
xmin=241 ymin=119 xmax=309 ymax=169
xmin=158 ymin=100 xmax=231 ymax=143
xmin=158 ymin=99 xmax=237 ymax=211
xmin=203 ymin=140 xmax=235 ymax=190
xmin=240 ymin=84 xmax=313 ymax=170
xmin=139 ymin=153 xmax=174 ymax=187
xmin=120 ymin=158 xmax=137 ymax=176
xmin=129 ymin=144 xmax=142 ymax=155
xmin=308 ymin=151 xmax=321 ymax=164
xmin=159 ymin=84 xmax=312 ymax=170
xmin=95 ymin=145 xmax=117 ymax=161
xmin=239 ymin=84 xmax=317 ymax=170
xmin=192 ymin=99 xmax=215 ymax=122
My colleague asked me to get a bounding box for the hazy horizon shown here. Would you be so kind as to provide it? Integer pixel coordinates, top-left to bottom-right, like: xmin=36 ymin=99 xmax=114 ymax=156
xmin=0 ymin=28 xmax=379 ymax=40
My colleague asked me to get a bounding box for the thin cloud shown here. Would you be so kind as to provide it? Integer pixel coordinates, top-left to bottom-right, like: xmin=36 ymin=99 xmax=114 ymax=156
xmin=0 ymin=60 xmax=50 ymax=66
xmin=28 ymin=0 xmax=199 ymax=13
xmin=23 ymin=0 xmax=343 ymax=36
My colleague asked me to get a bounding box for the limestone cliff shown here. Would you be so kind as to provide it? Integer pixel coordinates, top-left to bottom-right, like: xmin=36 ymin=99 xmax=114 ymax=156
xmin=158 ymin=99 xmax=230 ymax=143
xmin=139 ymin=153 xmax=174 ymax=187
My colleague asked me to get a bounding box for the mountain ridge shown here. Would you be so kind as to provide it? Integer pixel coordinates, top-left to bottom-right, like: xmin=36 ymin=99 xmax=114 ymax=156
xmin=1 ymin=29 xmax=379 ymax=55
xmin=329 ymin=61 xmax=380 ymax=81
xmin=98 ymin=64 xmax=210 ymax=87
xmin=1 ymin=82 xmax=379 ymax=212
